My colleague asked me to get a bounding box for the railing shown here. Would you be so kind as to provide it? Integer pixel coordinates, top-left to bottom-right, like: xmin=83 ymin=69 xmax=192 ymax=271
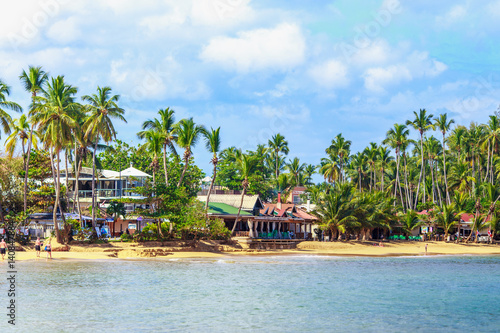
xmin=71 ymin=189 xmax=144 ymax=199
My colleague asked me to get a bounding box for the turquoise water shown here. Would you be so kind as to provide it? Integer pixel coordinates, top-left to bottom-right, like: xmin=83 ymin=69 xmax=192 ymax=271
xmin=1 ymin=255 xmax=500 ymax=332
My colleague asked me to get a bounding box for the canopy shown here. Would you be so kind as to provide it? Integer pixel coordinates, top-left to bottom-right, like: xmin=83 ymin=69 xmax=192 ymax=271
xmin=117 ymin=166 xmax=151 ymax=178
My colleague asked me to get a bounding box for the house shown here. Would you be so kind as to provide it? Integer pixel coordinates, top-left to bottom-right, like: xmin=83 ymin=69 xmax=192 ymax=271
xmin=286 ymin=186 xmax=307 ymax=204
xmin=60 ymin=164 xmax=152 ymax=211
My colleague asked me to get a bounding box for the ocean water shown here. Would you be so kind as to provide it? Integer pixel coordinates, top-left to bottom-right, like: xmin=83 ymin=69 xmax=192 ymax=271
xmin=1 ymin=255 xmax=500 ymax=332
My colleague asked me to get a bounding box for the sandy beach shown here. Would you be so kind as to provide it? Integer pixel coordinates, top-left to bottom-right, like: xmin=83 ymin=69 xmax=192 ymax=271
xmin=6 ymin=240 xmax=500 ymax=261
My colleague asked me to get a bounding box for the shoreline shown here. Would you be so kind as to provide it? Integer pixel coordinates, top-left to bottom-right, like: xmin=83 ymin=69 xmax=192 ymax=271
xmin=5 ymin=240 xmax=500 ymax=261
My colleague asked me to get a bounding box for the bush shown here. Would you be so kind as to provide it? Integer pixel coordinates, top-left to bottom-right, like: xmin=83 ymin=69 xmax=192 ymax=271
xmin=120 ymin=233 xmax=133 ymax=241
xmin=209 ymin=218 xmax=231 ymax=240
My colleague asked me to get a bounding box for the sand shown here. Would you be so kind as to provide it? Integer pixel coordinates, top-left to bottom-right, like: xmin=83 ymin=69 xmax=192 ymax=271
xmin=5 ymin=240 xmax=500 ymax=261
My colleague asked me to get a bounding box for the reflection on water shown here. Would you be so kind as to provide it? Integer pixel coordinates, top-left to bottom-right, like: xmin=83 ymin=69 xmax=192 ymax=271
xmin=1 ymin=256 xmax=499 ymax=332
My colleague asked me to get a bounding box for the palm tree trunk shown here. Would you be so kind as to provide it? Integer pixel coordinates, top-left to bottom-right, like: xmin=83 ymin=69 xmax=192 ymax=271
xmin=403 ymin=154 xmax=411 ymax=211
xmin=23 ymin=124 xmax=36 ymax=213
xmin=205 ymin=162 xmax=217 ymax=211
xmin=163 ymin=144 xmax=168 ymax=186
xmin=56 ymin=151 xmax=67 ymax=242
xmin=414 ymin=134 xmax=424 ymax=209
xmin=231 ymin=185 xmax=247 ymax=236
xmin=92 ymin=141 xmax=98 ymax=229
xmin=442 ymin=133 xmax=451 ymax=204
xmin=177 ymin=153 xmax=190 ymax=187
xmin=76 ymin=158 xmax=83 ymax=226
xmin=49 ymin=148 xmax=61 ymax=243
xmin=430 ymin=159 xmax=436 ymax=204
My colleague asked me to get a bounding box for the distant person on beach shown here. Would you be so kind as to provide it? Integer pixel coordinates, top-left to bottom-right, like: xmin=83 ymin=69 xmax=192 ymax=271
xmin=45 ymin=239 xmax=52 ymax=259
xmin=0 ymin=238 xmax=6 ymax=260
xmin=35 ymin=237 xmax=42 ymax=258
xmin=425 ymin=243 xmax=428 ymax=255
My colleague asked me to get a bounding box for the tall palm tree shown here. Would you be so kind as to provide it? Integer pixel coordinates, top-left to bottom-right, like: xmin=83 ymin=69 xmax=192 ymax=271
xmin=304 ymin=164 xmax=317 ymax=185
xmin=138 ymin=129 xmax=163 ymax=183
xmin=377 ymin=146 xmax=393 ymax=192
xmin=482 ymin=115 xmax=500 ymax=184
xmin=319 ymin=155 xmax=339 ymax=184
xmin=82 ymin=86 xmax=126 ymax=229
xmin=203 ymin=127 xmax=221 ymax=212
xmin=31 ymin=76 xmax=78 ymax=243
xmin=364 ymin=142 xmax=379 ymax=192
xmin=19 ymin=66 xmax=48 ymax=213
xmin=327 ymin=134 xmax=351 ymax=183
xmin=232 ymin=152 xmax=258 ymax=235
xmin=175 ymin=118 xmax=205 ymax=187
xmin=406 ymin=109 xmax=434 ymax=208
xmin=268 ymin=133 xmax=289 ymax=179
xmin=138 ymin=108 xmax=178 ymax=186
xmin=286 ymin=157 xmax=306 ymax=186
xmin=349 ymin=152 xmax=367 ymax=192
xmin=434 ymin=113 xmax=455 ymax=204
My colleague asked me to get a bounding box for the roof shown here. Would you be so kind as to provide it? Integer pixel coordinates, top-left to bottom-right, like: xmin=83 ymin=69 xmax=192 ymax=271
xmin=260 ymin=203 xmax=318 ymax=221
xmin=197 ymin=194 xmax=263 ymax=211
xmin=118 ymin=167 xmax=151 ymax=178
xmin=208 ymin=202 xmax=252 ymax=216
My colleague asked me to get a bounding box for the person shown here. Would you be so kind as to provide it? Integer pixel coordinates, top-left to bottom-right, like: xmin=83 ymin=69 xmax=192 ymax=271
xmin=0 ymin=238 xmax=6 ymax=260
xmin=425 ymin=243 xmax=428 ymax=255
xmin=379 ymin=241 xmax=384 ymax=247
xmin=45 ymin=239 xmax=52 ymax=259
xmin=126 ymin=228 xmax=130 ymax=235
xmin=35 ymin=237 xmax=42 ymax=258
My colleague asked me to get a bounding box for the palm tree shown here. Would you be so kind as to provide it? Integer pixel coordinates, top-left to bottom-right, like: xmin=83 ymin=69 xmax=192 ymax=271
xmin=399 ymin=210 xmax=424 ymax=237
xmin=31 ymin=76 xmax=78 ymax=243
xmin=232 ymin=152 xmax=258 ymax=235
xmin=432 ymin=204 xmax=460 ymax=241
xmin=5 ymin=114 xmax=33 ymax=158
xmin=349 ymin=152 xmax=367 ymax=191
xmin=327 ymin=134 xmax=351 ymax=183
xmin=304 ymin=164 xmax=317 ymax=185
xmin=364 ymin=142 xmax=379 ymax=192
xmin=482 ymin=115 xmax=500 ymax=184
xmin=82 ymin=86 xmax=126 ymax=229
xmin=268 ymin=133 xmax=289 ymax=179
xmin=138 ymin=130 xmax=163 ymax=183
xmin=406 ymin=109 xmax=434 ymax=208
xmin=175 ymin=118 xmax=205 ymax=187
xmin=286 ymin=157 xmax=306 ymax=186
xmin=0 ymin=79 xmax=23 ymax=141
xmin=434 ymin=113 xmax=455 ymax=204
xmin=138 ymin=108 xmax=178 ymax=186
xmin=19 ymin=66 xmax=48 ymax=213
xmin=319 ymin=155 xmax=339 ymax=184
xmin=203 ymin=127 xmax=221 ymax=212
xmin=377 ymin=146 xmax=393 ymax=192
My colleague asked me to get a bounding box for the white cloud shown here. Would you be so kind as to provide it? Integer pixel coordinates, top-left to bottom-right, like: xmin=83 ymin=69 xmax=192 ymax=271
xmin=487 ymin=0 xmax=500 ymax=18
xmin=363 ymin=51 xmax=447 ymax=93
xmin=191 ymin=0 xmax=255 ymax=27
xmin=200 ymin=23 xmax=306 ymax=73
xmin=308 ymin=59 xmax=349 ymax=89
xmin=351 ymin=39 xmax=391 ymax=66
xmin=47 ymin=17 xmax=81 ymax=43
xmin=436 ymin=5 xmax=467 ymax=27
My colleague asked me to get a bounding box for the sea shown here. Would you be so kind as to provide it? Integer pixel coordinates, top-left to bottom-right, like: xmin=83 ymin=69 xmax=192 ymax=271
xmin=1 ymin=255 xmax=499 ymax=332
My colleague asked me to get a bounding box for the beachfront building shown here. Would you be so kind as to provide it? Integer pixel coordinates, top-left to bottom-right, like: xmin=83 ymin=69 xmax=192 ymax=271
xmin=198 ymin=193 xmax=317 ymax=239
xmin=61 ymin=164 xmax=151 ymax=209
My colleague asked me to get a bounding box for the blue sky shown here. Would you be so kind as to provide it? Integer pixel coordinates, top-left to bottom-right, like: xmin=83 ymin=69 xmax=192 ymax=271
xmin=1 ymin=0 xmax=500 ymax=178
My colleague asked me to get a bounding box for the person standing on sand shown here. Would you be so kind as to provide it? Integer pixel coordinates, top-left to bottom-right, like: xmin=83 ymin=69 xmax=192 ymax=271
xmin=45 ymin=239 xmax=52 ymax=259
xmin=425 ymin=243 xmax=428 ymax=255
xmin=0 ymin=238 xmax=6 ymax=260
xmin=35 ymin=237 xmax=42 ymax=258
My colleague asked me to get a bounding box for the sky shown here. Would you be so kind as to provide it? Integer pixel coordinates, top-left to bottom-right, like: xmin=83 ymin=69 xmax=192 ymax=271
xmin=1 ymin=0 xmax=500 ymax=178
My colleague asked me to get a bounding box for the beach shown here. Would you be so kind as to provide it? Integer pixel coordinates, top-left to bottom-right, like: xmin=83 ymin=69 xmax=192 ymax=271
xmin=8 ymin=240 xmax=500 ymax=261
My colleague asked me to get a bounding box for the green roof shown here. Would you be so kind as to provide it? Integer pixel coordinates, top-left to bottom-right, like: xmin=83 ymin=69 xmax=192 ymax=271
xmin=208 ymin=202 xmax=252 ymax=216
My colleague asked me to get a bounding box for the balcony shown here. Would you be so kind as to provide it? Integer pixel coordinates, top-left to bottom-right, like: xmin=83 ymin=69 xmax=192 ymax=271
xmin=68 ymin=188 xmax=145 ymax=199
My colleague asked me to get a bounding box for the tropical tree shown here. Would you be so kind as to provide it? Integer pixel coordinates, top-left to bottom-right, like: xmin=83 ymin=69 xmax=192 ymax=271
xmin=19 ymin=66 xmax=48 ymax=213
xmin=232 ymin=152 xmax=258 ymax=235
xmin=304 ymin=164 xmax=317 ymax=185
xmin=406 ymin=109 xmax=434 ymax=208
xmin=31 ymin=76 xmax=79 ymax=243
xmin=399 ymin=210 xmax=424 ymax=237
xmin=268 ymin=133 xmax=289 ymax=179
xmin=384 ymin=123 xmax=410 ymax=208
xmin=138 ymin=108 xmax=177 ymax=186
xmin=175 ymin=118 xmax=205 ymax=187
xmin=138 ymin=129 xmax=163 ymax=183
xmin=203 ymin=127 xmax=221 ymax=212
xmin=286 ymin=157 xmax=306 ymax=186
xmin=106 ymin=200 xmax=126 ymax=236
xmin=434 ymin=113 xmax=455 ymax=204
xmin=432 ymin=204 xmax=460 ymax=241
xmin=82 ymin=86 xmax=126 ymax=229
xmin=327 ymin=134 xmax=351 ymax=183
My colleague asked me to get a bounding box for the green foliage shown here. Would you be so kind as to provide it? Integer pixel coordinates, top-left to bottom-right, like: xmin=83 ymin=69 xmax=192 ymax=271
xmin=98 ymin=140 xmax=152 ymax=173
xmin=19 ymin=150 xmax=52 ymax=181
xmin=208 ymin=218 xmax=231 ymax=240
